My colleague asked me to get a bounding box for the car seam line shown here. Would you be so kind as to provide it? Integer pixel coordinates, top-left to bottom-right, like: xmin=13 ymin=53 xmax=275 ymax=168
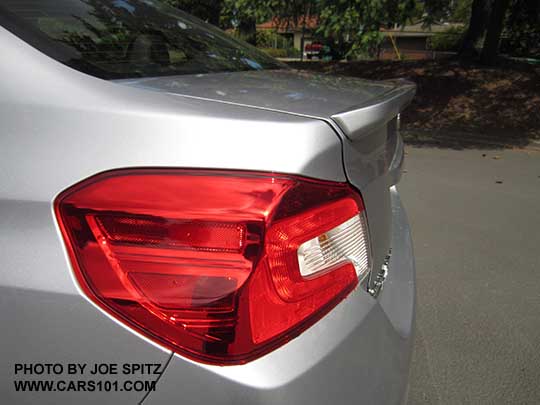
xmin=139 ymin=351 xmax=174 ymax=405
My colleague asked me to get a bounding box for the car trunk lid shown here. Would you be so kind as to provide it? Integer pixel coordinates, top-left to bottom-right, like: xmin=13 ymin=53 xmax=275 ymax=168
xmin=117 ymin=69 xmax=414 ymax=139
xmin=118 ymin=68 xmax=415 ymax=292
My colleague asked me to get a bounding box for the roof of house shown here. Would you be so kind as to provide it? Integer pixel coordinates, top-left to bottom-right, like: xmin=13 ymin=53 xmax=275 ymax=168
xmin=257 ymin=16 xmax=463 ymax=37
xmin=256 ymin=15 xmax=319 ymax=32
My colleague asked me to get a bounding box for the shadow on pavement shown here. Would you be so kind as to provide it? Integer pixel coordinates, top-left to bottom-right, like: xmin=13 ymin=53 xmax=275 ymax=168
xmin=401 ymin=129 xmax=540 ymax=150
xmin=288 ymin=59 xmax=540 ymax=150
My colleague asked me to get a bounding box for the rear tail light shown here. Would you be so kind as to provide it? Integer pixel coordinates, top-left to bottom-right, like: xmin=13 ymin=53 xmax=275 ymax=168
xmin=55 ymin=169 xmax=370 ymax=365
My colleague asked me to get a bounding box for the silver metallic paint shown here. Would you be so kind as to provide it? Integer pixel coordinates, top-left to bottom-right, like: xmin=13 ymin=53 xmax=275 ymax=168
xmin=117 ymin=69 xmax=412 ymax=293
xmin=117 ymin=69 xmax=396 ymax=121
xmin=144 ymin=189 xmax=415 ymax=405
xmin=0 ymin=21 xmax=415 ymax=404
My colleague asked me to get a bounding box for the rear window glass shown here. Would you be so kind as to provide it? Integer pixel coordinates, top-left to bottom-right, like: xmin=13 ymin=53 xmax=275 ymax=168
xmin=0 ymin=0 xmax=284 ymax=79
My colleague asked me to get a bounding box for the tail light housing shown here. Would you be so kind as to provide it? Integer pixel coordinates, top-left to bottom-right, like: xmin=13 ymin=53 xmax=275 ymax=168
xmin=55 ymin=169 xmax=370 ymax=364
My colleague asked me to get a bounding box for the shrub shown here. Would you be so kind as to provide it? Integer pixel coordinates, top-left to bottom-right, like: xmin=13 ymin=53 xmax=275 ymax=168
xmin=500 ymin=0 xmax=540 ymax=58
xmin=429 ymin=26 xmax=466 ymax=52
xmin=285 ymin=48 xmax=301 ymax=58
xmin=255 ymin=31 xmax=293 ymax=49
xmin=259 ymin=48 xmax=288 ymax=58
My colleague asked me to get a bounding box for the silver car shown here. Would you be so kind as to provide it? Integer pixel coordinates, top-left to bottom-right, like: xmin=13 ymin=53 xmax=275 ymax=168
xmin=0 ymin=1 xmax=415 ymax=404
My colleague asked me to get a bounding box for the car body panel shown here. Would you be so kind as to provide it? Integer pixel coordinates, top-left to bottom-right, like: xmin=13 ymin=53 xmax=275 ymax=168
xmin=0 ymin=27 xmax=345 ymax=403
xmin=116 ymin=69 xmax=396 ymax=120
xmin=144 ymin=188 xmax=415 ymax=405
xmin=117 ymin=69 xmax=415 ymax=142
xmin=118 ymin=69 xmax=415 ymax=290
xmin=117 ymin=71 xmax=414 ymax=292
xmin=0 ymin=13 xmax=415 ymax=404
xmin=0 ymin=286 xmax=171 ymax=404
xmin=0 ymin=27 xmax=346 ymax=205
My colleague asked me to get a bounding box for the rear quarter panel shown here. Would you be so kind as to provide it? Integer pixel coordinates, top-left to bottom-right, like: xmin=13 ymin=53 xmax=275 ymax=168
xmin=0 ymin=27 xmax=345 ymax=403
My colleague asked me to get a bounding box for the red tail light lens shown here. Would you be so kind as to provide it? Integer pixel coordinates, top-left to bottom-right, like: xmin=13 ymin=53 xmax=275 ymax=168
xmin=55 ymin=170 xmax=369 ymax=364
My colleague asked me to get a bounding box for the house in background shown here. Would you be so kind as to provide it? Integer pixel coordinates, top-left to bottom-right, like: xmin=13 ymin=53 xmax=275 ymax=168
xmin=256 ymin=15 xmax=319 ymax=51
xmin=257 ymin=16 xmax=463 ymax=60
xmin=380 ymin=22 xmax=464 ymax=60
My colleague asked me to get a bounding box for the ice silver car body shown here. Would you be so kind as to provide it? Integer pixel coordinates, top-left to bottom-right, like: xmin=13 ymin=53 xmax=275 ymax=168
xmin=0 ymin=13 xmax=415 ymax=405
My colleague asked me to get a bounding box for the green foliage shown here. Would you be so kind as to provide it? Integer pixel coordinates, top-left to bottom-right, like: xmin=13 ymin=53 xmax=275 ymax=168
xmin=316 ymin=0 xmax=418 ymax=57
xmin=449 ymin=0 xmax=473 ymax=23
xmin=501 ymin=0 xmax=540 ymax=58
xmin=286 ymin=47 xmax=302 ymax=58
xmin=221 ymin=0 xmax=281 ymax=44
xmin=422 ymin=0 xmax=453 ymax=25
xmin=162 ymin=0 xmax=222 ymax=24
xmin=255 ymin=30 xmax=293 ymax=48
xmin=221 ymin=0 xmax=269 ymax=27
xmin=255 ymin=30 xmax=274 ymax=47
xmin=259 ymin=47 xmax=299 ymax=58
xmin=347 ymin=31 xmax=385 ymax=59
xmin=165 ymin=0 xmax=495 ymax=60
xmin=428 ymin=26 xmax=466 ymax=51
xmin=259 ymin=47 xmax=287 ymax=57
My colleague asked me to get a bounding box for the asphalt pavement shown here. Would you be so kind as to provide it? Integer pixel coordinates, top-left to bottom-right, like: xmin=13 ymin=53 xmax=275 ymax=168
xmin=400 ymin=146 xmax=540 ymax=404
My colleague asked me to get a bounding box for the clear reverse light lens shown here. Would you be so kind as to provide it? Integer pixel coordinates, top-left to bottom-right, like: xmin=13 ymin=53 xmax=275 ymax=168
xmin=297 ymin=213 xmax=370 ymax=280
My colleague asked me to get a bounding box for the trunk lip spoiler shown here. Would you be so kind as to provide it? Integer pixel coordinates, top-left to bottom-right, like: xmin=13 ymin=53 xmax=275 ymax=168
xmin=331 ymin=79 xmax=416 ymax=141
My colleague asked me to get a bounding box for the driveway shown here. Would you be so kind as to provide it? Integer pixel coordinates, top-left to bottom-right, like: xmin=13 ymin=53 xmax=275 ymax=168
xmin=400 ymin=146 xmax=540 ymax=404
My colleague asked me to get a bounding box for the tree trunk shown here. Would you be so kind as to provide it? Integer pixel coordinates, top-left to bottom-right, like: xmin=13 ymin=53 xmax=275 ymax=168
xmin=480 ymin=0 xmax=511 ymax=64
xmin=238 ymin=18 xmax=257 ymax=45
xmin=207 ymin=0 xmax=222 ymax=27
xmin=300 ymin=21 xmax=306 ymax=61
xmin=299 ymin=5 xmax=311 ymax=62
xmin=459 ymin=0 xmax=491 ymax=58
